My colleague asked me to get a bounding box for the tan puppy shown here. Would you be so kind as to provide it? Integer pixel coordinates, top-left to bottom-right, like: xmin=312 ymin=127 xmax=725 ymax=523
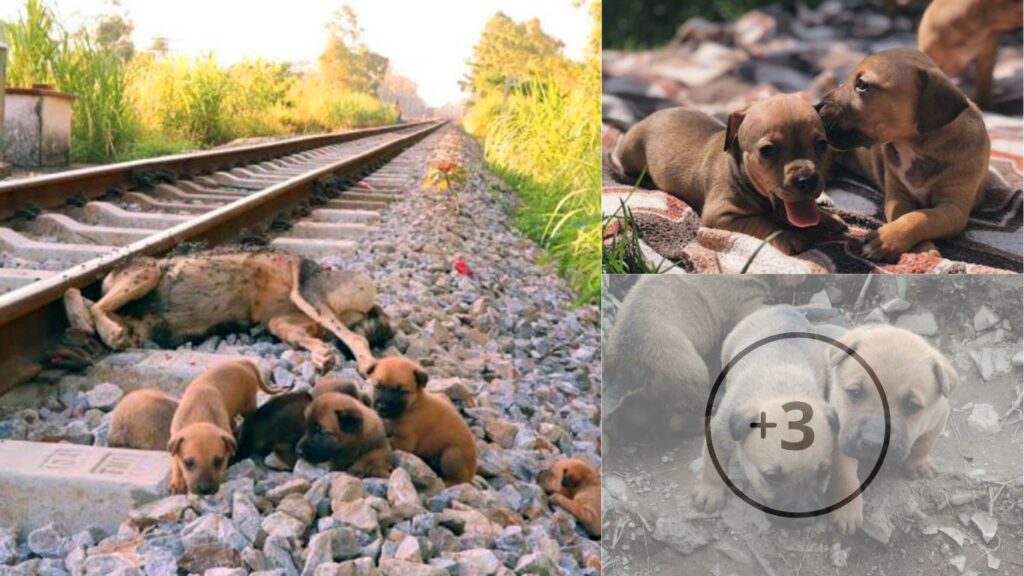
xmin=369 ymin=357 xmax=477 ymax=485
xmin=605 ymin=275 xmax=768 ymax=436
xmin=817 ymin=49 xmax=989 ymax=261
xmin=919 ymin=0 xmax=1023 ymax=108
xmin=611 ymin=95 xmax=847 ymax=255
xmin=168 ymin=359 xmax=280 ymax=495
xmin=107 ymin=389 xmax=178 ymax=451
xmin=827 ymin=325 xmax=959 ymax=534
xmin=295 ymin=386 xmax=393 ymax=478
xmin=539 ymin=459 xmax=602 ymax=538
xmin=694 ymin=307 xmax=838 ymax=526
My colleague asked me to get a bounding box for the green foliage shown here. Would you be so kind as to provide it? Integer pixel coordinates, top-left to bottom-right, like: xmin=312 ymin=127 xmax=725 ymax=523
xmin=319 ymin=4 xmax=389 ymax=94
xmin=462 ymin=12 xmax=573 ymax=98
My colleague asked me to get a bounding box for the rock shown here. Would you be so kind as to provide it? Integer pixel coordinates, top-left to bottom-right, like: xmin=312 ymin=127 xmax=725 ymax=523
xmin=452 ymin=549 xmax=500 ymax=575
xmin=300 ymin=531 xmax=334 ymax=576
xmin=895 ymin=311 xmax=939 ymax=336
xmin=808 ymin=290 xmax=831 ymax=308
xmin=390 ymin=535 xmax=421 ymax=563
xmin=178 ymin=543 xmax=242 ymax=573
xmin=0 ymin=526 xmax=17 ymax=565
xmin=939 ymin=526 xmax=966 ymax=547
xmin=426 ymin=378 xmax=473 ymax=403
xmin=84 ymin=383 xmax=124 ymax=410
xmin=513 ymin=552 xmax=559 ymax=575
xmin=182 ymin=514 xmax=250 ymax=552
xmin=261 ymin=512 xmax=307 ymax=540
xmin=969 ymin=348 xmax=997 ymax=382
xmin=378 ymin=559 xmax=447 ymax=576
xmin=205 ymin=569 xmax=247 ymax=576
xmin=329 ymin=475 xmax=366 ymax=504
xmin=880 ymin=297 xmax=911 ymax=314
xmin=278 ymin=494 xmax=315 ymax=526
xmin=131 ymin=495 xmax=192 ymax=523
xmin=950 ymin=555 xmax=966 ymax=572
xmin=966 ymin=404 xmax=1001 ymax=435
xmin=387 ymin=468 xmax=424 ymax=519
xmin=392 ymin=452 xmax=444 ymax=494
xmin=331 ymin=500 xmax=380 ymax=533
xmin=484 ymin=419 xmax=519 ymax=449
xmin=974 ymin=306 xmax=1000 ymax=332
xmin=233 ymin=491 xmax=263 ymax=544
xmin=140 ymin=547 xmax=177 ymax=576
xmin=314 ymin=558 xmax=376 ymax=576
xmin=652 ymin=516 xmax=708 ymax=555
xmin=82 ymin=553 xmax=137 ymax=576
xmin=262 ymin=536 xmax=299 ymax=576
xmin=734 ymin=10 xmax=775 ymax=49
xmin=864 ymin=307 xmax=887 ymax=324
xmin=829 ymin=543 xmax=848 ymax=568
xmin=27 ymin=523 xmax=68 ymax=558
xmin=266 ymin=479 xmax=311 ymax=503
xmin=971 ymin=511 xmax=997 ymax=543
xmin=852 ymin=13 xmax=891 ymax=37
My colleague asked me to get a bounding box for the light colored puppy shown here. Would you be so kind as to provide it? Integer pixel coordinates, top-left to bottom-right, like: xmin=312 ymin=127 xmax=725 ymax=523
xmin=107 ymin=389 xmax=179 ymax=451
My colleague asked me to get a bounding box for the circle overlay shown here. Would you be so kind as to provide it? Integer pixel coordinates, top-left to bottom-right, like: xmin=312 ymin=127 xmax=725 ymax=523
xmin=703 ymin=331 xmax=890 ymax=519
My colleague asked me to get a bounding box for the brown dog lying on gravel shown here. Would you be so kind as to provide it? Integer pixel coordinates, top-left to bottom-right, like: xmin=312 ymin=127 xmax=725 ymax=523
xmin=63 ymin=250 xmax=392 ymax=375
xmin=610 ymin=94 xmax=848 ymax=254
xmin=107 ymin=389 xmax=179 ymax=451
xmin=369 ymin=356 xmax=478 ymax=485
xmin=168 ymin=359 xmax=281 ymax=495
xmin=296 ymin=379 xmax=393 ymax=477
xmin=539 ymin=458 xmax=602 ymax=538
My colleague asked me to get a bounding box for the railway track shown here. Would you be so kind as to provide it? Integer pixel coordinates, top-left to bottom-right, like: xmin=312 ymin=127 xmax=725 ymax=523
xmin=0 ymin=120 xmax=444 ymax=389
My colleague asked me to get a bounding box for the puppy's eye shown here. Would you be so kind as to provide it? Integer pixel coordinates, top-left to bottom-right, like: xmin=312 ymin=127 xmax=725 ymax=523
xmin=815 ymin=138 xmax=828 ymax=154
xmin=854 ymin=77 xmax=870 ymax=94
xmin=759 ymin=144 xmax=777 ymax=159
xmin=183 ymin=458 xmax=196 ymax=471
xmin=904 ymin=398 xmax=922 ymax=415
xmin=212 ymin=457 xmax=224 ymax=469
xmin=846 ymin=386 xmax=863 ymax=401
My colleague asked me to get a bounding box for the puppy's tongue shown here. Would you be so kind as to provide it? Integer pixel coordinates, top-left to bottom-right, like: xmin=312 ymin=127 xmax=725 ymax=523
xmin=784 ymin=199 xmax=820 ymax=228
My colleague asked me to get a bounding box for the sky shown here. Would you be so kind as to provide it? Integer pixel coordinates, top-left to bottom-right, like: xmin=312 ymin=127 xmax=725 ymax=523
xmin=0 ymin=0 xmax=593 ymax=107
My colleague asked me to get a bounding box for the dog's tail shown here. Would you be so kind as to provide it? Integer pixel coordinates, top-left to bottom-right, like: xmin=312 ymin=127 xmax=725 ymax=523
xmin=244 ymin=359 xmax=284 ymax=394
xmin=359 ymin=305 xmax=395 ymax=350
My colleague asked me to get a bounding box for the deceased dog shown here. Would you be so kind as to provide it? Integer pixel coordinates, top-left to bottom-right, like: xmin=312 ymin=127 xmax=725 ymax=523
xmin=63 ymin=250 xmax=392 ymax=375
xmin=168 ymin=359 xmax=280 ymax=495
xmin=539 ymin=458 xmax=602 ymax=538
xmin=107 ymin=389 xmax=178 ymax=451
xmin=694 ymin=307 xmax=838 ymax=525
xmin=817 ymin=49 xmax=990 ymax=261
xmin=610 ymin=94 xmax=848 ymax=254
xmin=827 ymin=325 xmax=959 ymax=534
xmin=919 ymin=0 xmax=1023 ymax=109
xmin=605 ymin=275 xmax=768 ymax=436
xmin=369 ymin=357 xmax=477 ymax=485
xmin=296 ymin=381 xmax=393 ymax=478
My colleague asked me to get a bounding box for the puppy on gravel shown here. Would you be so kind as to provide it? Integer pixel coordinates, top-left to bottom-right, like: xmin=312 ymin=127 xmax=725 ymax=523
xmin=919 ymin=0 xmax=1023 ymax=109
xmin=827 ymin=325 xmax=959 ymax=534
xmin=168 ymin=359 xmax=281 ymax=495
xmin=817 ymin=49 xmax=989 ymax=261
xmin=610 ymin=94 xmax=848 ymax=254
xmin=604 ymin=275 xmax=768 ymax=436
xmin=233 ymin=390 xmax=312 ymax=467
xmin=369 ymin=356 xmax=477 ymax=485
xmin=295 ymin=381 xmax=393 ymax=478
xmin=107 ymin=389 xmax=178 ymax=451
xmin=694 ymin=306 xmax=839 ymax=525
xmin=539 ymin=458 xmax=602 ymax=538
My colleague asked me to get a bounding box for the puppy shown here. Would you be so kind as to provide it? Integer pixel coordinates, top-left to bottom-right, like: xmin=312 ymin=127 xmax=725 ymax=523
xmin=605 ymin=275 xmax=768 ymax=436
xmin=233 ymin=390 xmax=312 ymax=467
xmin=919 ymin=0 xmax=1023 ymax=108
xmin=539 ymin=458 xmax=602 ymax=538
xmin=168 ymin=359 xmax=280 ymax=495
xmin=107 ymin=389 xmax=178 ymax=451
xmin=694 ymin=307 xmax=838 ymax=526
xmin=611 ymin=94 xmax=847 ymax=255
xmin=369 ymin=357 xmax=477 ymax=485
xmin=827 ymin=325 xmax=959 ymax=534
xmin=817 ymin=49 xmax=989 ymax=261
xmin=296 ymin=385 xmax=393 ymax=478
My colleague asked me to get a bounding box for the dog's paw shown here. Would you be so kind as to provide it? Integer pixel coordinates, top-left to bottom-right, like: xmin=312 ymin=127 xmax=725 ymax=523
xmin=909 ymin=240 xmax=942 ymax=259
xmin=693 ymin=482 xmax=726 ymax=513
xmin=550 ymin=493 xmax=572 ymax=510
xmin=311 ymin=346 xmax=336 ymax=373
xmin=831 ymin=497 xmax=863 ymax=535
xmin=770 ymin=231 xmax=810 ymax=255
xmin=861 ymin=225 xmax=912 ymax=262
xmin=168 ymin=478 xmax=187 ymax=495
xmin=94 ymin=316 xmax=127 ymax=349
xmin=816 ymin=210 xmax=849 ymax=234
xmin=356 ymin=356 xmax=376 ymax=378
xmin=904 ymin=456 xmax=937 ymax=478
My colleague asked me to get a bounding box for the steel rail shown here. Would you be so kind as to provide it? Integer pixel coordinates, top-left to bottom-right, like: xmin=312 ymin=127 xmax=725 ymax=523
xmin=0 ymin=121 xmax=444 ymax=390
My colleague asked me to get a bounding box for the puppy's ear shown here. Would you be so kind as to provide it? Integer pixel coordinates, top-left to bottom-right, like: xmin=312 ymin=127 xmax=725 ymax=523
xmin=221 ymin=432 xmax=237 ymax=456
xmin=167 ymin=433 xmax=183 ymax=455
xmin=729 ymin=407 xmax=755 ymax=442
xmin=560 ymin=466 xmax=580 ymax=490
xmin=917 ymin=67 xmax=968 ymax=134
xmin=932 ymin=355 xmax=960 ymax=397
xmin=337 ymin=408 xmax=364 ymax=434
xmin=413 ymin=366 xmax=429 ymax=388
xmin=724 ymin=109 xmax=747 ymax=152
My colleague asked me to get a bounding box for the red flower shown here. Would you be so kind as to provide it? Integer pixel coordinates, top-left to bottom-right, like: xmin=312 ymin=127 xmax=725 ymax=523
xmin=454 ymin=259 xmax=473 ymax=277
xmin=437 ymin=161 xmax=457 ymax=173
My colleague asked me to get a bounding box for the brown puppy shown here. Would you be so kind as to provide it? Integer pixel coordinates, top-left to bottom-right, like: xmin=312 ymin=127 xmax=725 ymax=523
xmin=63 ymin=250 xmax=393 ymax=375
xmin=826 ymin=326 xmax=959 ymax=534
xmin=168 ymin=359 xmax=280 ymax=495
xmin=817 ymin=49 xmax=989 ymax=261
xmin=369 ymin=357 xmax=477 ymax=485
xmin=611 ymin=94 xmax=847 ymax=255
xmin=107 ymin=389 xmax=178 ymax=451
xmin=296 ymin=387 xmax=393 ymax=478
xmin=919 ymin=0 xmax=1023 ymax=108
xmin=539 ymin=458 xmax=602 ymax=538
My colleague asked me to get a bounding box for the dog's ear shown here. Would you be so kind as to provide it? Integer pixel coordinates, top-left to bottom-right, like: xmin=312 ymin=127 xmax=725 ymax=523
xmin=221 ymin=431 xmax=237 ymax=456
xmin=932 ymin=355 xmax=960 ymax=397
xmin=413 ymin=365 xmax=429 ymax=388
xmin=724 ymin=107 xmax=748 ymax=152
xmin=337 ymin=408 xmax=364 ymax=434
xmin=560 ymin=465 xmax=580 ymax=490
xmin=729 ymin=407 xmax=755 ymax=442
xmin=167 ymin=433 xmax=184 ymax=455
xmin=917 ymin=66 xmax=968 ymax=134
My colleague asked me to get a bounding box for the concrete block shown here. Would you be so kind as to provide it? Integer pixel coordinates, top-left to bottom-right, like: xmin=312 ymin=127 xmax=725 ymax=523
xmin=89 ymin=351 xmax=272 ymax=396
xmin=324 ymin=199 xmax=388 ymax=212
xmin=173 ymin=180 xmax=246 ymax=196
xmin=122 ymin=192 xmax=220 ymax=214
xmin=270 ymin=237 xmax=357 ymax=259
xmin=210 ymin=172 xmax=266 ymax=190
xmin=0 ymin=227 xmax=111 ymax=264
xmin=84 ymin=202 xmax=189 ymax=229
xmin=153 ymin=184 xmax=239 ymax=203
xmin=0 ymin=268 xmax=53 ymax=293
xmin=32 ymin=213 xmax=150 ymax=246
xmin=287 ymin=222 xmax=368 ymax=241
xmin=309 ymin=209 xmax=379 ymax=225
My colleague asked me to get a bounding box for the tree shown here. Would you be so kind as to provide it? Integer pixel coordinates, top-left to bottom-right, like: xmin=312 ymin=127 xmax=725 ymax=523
xmin=462 ymin=12 xmax=571 ymax=97
xmin=378 ymin=72 xmax=429 ymax=118
xmin=318 ymin=4 xmax=388 ymax=94
xmin=94 ymin=2 xmax=134 ymax=63
xmin=149 ymin=36 xmax=169 ymax=56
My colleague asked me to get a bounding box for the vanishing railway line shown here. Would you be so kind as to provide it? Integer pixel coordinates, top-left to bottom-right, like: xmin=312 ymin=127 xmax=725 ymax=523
xmin=0 ymin=120 xmax=444 ymax=389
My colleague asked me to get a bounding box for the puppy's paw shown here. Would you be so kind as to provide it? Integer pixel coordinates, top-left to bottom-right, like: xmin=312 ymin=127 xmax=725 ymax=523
xmin=693 ymin=482 xmax=726 ymax=513
xmin=168 ymin=478 xmax=187 ymax=495
xmin=831 ymin=497 xmax=863 ymax=535
xmin=770 ymin=231 xmax=810 ymax=255
xmin=909 ymin=240 xmax=942 ymax=259
xmin=861 ymin=225 xmax=912 ymax=262
xmin=816 ymin=210 xmax=849 ymax=234
xmin=904 ymin=456 xmax=937 ymax=478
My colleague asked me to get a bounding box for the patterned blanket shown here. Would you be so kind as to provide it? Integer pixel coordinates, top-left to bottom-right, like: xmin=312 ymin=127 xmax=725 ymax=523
xmin=603 ymin=4 xmax=1023 ymax=274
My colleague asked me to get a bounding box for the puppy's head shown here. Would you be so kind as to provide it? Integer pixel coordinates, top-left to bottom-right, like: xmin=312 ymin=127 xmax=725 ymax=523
xmin=296 ymin=392 xmax=371 ymax=464
xmin=828 ymin=325 xmax=957 ymax=465
xmin=167 ymin=422 xmax=236 ymax=495
xmin=725 ymin=94 xmax=830 ymax=229
xmin=367 ymin=356 xmax=428 ymax=419
xmin=729 ymin=396 xmax=838 ymax=523
xmin=817 ymin=48 xmax=968 ymax=149
xmin=990 ymin=0 xmax=1024 ymax=30
xmin=539 ymin=458 xmax=598 ymax=497
xmin=313 ymin=376 xmax=372 ymax=406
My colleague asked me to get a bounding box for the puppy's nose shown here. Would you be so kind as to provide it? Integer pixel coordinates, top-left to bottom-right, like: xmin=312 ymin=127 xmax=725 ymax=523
xmin=794 ymin=174 xmax=819 ymax=192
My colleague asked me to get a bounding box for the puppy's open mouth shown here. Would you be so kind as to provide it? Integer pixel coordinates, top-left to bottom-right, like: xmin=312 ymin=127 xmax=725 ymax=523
xmin=782 ymin=199 xmax=820 ymax=228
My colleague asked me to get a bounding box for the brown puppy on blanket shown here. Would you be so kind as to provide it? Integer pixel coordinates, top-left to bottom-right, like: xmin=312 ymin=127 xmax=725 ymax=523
xmin=610 ymin=94 xmax=848 ymax=255
xmin=63 ymin=250 xmax=392 ymax=375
